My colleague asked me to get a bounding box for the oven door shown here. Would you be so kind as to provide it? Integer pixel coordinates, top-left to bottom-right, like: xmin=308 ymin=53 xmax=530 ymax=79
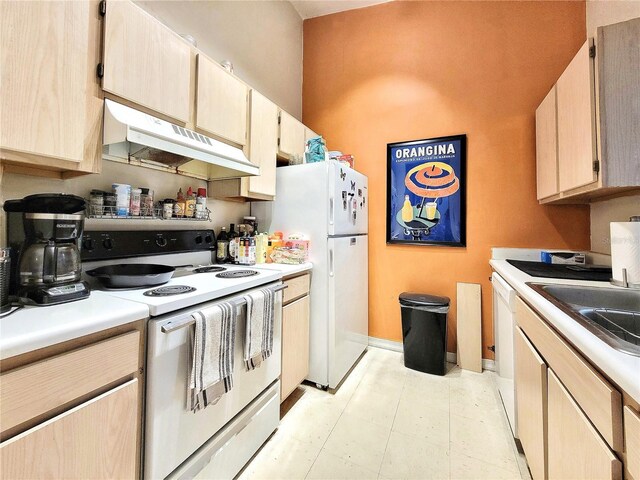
xmin=144 ymin=283 xmax=283 ymax=480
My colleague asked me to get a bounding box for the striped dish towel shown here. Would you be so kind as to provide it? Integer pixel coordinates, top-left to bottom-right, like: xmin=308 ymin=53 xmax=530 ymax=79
xmin=189 ymin=301 xmax=236 ymax=412
xmin=244 ymin=287 xmax=275 ymax=370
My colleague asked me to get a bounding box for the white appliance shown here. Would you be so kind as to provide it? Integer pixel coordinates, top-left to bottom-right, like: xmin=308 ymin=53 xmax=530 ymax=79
xmin=492 ymin=271 xmax=518 ymax=437
xmin=102 ymin=99 xmax=259 ymax=179
xmin=253 ymin=161 xmax=368 ymax=389
xmin=82 ymin=230 xmax=283 ymax=479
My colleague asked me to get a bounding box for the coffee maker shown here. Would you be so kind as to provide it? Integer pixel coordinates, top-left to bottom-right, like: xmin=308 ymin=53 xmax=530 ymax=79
xmin=4 ymin=194 xmax=90 ymax=305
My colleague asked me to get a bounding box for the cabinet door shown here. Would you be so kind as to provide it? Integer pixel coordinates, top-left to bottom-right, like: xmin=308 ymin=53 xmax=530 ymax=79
xmin=536 ymin=87 xmax=559 ymax=200
xmin=196 ymin=54 xmax=248 ymax=146
xmin=547 ymin=371 xmax=622 ymax=480
xmin=245 ymin=90 xmax=278 ymax=197
xmin=278 ymin=111 xmax=306 ymax=162
xmin=1 ymin=380 xmax=138 ymax=479
xmin=281 ymin=295 xmax=310 ymax=401
xmin=0 ymin=1 xmax=101 ymax=171
xmin=305 ymin=127 xmax=319 ymax=142
xmin=103 ymin=0 xmax=192 ymax=123
xmin=556 ymin=41 xmax=597 ymax=192
xmin=515 ymin=328 xmax=548 ymax=480
xmin=624 ymin=406 xmax=640 ymax=480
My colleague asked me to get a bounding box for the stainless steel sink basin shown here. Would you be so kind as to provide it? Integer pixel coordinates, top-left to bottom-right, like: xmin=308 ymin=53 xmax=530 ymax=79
xmin=528 ymin=283 xmax=640 ymax=356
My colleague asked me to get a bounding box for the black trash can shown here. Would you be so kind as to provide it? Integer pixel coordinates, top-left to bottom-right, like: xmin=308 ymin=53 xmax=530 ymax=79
xmin=399 ymin=292 xmax=450 ymax=376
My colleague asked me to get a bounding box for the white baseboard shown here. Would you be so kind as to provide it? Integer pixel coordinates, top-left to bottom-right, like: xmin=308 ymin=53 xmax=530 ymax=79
xmin=368 ymin=337 xmax=495 ymax=372
xmin=367 ymin=336 xmax=403 ymax=352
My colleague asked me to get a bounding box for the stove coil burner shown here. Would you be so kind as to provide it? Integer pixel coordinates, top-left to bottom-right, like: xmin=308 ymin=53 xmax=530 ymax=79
xmin=143 ymin=285 xmax=197 ymax=296
xmin=216 ymin=270 xmax=259 ymax=279
xmin=193 ymin=266 xmax=227 ymax=273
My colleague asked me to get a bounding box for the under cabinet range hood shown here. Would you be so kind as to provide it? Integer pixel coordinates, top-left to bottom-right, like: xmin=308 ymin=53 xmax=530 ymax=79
xmin=102 ymin=99 xmax=259 ymax=179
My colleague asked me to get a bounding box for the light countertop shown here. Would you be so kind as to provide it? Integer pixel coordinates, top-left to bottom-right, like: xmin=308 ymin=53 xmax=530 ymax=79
xmin=490 ymin=258 xmax=640 ymax=403
xmin=0 ymin=291 xmax=149 ymax=361
xmin=253 ymin=262 xmax=313 ymax=277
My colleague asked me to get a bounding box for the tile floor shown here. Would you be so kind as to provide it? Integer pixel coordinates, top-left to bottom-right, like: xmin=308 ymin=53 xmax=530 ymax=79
xmin=238 ymin=347 xmax=531 ymax=480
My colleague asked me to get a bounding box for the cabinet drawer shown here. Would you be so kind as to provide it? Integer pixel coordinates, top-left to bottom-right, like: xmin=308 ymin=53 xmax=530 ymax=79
xmin=515 ymin=297 xmax=623 ymax=452
xmin=547 ymin=370 xmax=622 ymax=480
xmin=283 ymin=273 xmax=310 ymax=304
xmin=0 ymin=331 xmax=139 ymax=433
xmin=625 ymin=406 xmax=640 ymax=480
xmin=1 ymin=379 xmax=138 ymax=479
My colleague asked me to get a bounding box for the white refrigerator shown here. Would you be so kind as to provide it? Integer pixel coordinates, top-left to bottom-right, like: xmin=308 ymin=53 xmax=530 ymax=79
xmin=253 ymin=161 xmax=368 ymax=389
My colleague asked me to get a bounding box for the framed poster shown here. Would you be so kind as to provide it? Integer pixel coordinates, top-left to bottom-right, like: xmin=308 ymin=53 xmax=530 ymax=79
xmin=386 ymin=135 xmax=466 ymax=247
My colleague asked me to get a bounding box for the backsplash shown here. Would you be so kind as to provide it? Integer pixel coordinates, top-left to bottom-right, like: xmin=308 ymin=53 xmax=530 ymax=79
xmin=590 ymin=194 xmax=640 ymax=255
xmin=0 ymin=160 xmax=249 ymax=246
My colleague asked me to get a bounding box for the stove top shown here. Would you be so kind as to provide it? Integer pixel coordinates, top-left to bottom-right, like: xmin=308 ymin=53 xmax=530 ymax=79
xmin=216 ymin=270 xmax=259 ymax=279
xmin=144 ymin=285 xmax=197 ymax=297
xmin=193 ymin=266 xmax=227 ymax=273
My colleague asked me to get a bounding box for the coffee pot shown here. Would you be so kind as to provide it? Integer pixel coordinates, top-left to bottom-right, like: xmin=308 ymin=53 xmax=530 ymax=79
xmin=4 ymin=194 xmax=90 ymax=305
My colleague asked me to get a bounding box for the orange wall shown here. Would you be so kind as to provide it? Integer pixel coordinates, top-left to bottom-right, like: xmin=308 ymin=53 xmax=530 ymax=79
xmin=303 ymin=1 xmax=591 ymax=357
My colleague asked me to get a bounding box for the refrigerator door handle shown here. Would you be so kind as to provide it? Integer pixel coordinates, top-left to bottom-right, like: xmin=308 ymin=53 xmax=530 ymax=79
xmin=329 ymin=248 xmax=334 ymax=277
xmin=329 ymin=197 xmax=334 ymax=225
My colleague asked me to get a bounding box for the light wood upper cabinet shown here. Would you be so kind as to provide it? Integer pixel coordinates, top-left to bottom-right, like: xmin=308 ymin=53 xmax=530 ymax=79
xmin=1 ymin=380 xmax=138 ymax=480
xmin=0 ymin=0 xmax=102 ymax=176
xmin=547 ymin=370 xmax=622 ymax=480
xmin=556 ymin=40 xmax=597 ymax=192
xmin=515 ymin=328 xmax=547 ymax=480
xmin=245 ymin=90 xmax=278 ymax=197
xmin=278 ymin=110 xmax=306 ymax=163
xmin=196 ymin=55 xmax=249 ymax=146
xmin=536 ymin=18 xmax=640 ymax=203
xmin=103 ymin=0 xmax=192 ymax=124
xmin=305 ymin=127 xmax=319 ymax=143
xmin=535 ymin=87 xmax=559 ymax=200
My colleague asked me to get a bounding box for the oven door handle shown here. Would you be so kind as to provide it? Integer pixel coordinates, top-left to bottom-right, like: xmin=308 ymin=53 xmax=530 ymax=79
xmin=160 ymin=284 xmax=287 ymax=333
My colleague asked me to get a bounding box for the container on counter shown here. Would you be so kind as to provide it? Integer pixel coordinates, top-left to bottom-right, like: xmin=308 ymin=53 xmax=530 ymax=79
xmin=185 ymin=187 xmax=196 ymax=218
xmin=103 ymin=192 xmax=116 ymax=215
xmin=174 ymin=188 xmax=186 ymax=218
xmin=89 ymin=190 xmax=104 ymax=216
xmin=163 ymin=199 xmax=174 ymax=219
xmin=112 ymin=183 xmax=131 ymax=216
xmin=243 ymin=216 xmax=257 ymax=235
xmin=129 ymin=188 xmax=142 ymax=216
xmin=140 ymin=188 xmax=154 ymax=217
xmin=196 ymin=188 xmax=207 ymax=219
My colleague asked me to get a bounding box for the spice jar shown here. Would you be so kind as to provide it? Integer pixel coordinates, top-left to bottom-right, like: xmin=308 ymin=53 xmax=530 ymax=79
xmin=163 ymin=199 xmax=174 ymax=219
xmin=140 ymin=188 xmax=154 ymax=217
xmin=130 ymin=188 xmax=142 ymax=216
xmin=89 ymin=190 xmax=104 ymax=216
xmin=103 ymin=192 xmax=117 ymax=216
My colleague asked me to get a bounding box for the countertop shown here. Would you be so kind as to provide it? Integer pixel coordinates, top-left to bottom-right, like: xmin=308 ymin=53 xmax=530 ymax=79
xmin=0 ymin=291 xmax=150 ymax=361
xmin=491 ymin=258 xmax=640 ymax=403
xmin=253 ymin=262 xmax=313 ymax=277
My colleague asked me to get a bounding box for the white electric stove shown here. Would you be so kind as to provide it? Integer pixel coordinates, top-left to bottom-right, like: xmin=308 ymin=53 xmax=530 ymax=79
xmin=81 ymin=229 xmax=283 ymax=479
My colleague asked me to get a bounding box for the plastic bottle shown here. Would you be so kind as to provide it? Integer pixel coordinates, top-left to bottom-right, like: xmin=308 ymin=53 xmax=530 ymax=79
xmin=228 ymin=224 xmax=238 ymax=264
xmin=174 ymin=188 xmax=186 ymax=218
xmin=130 ymin=188 xmax=142 ymax=216
xmin=401 ymin=195 xmax=414 ymax=223
xmin=185 ymin=187 xmax=196 ymax=218
xmin=196 ymin=188 xmax=207 ymax=219
xmin=216 ymin=227 xmax=229 ymax=263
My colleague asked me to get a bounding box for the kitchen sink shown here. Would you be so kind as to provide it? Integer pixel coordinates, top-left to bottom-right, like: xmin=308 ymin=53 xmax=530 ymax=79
xmin=528 ymin=284 xmax=640 ymax=357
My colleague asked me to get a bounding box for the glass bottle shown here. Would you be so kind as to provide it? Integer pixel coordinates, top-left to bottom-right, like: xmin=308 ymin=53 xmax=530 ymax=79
xmin=216 ymin=227 xmax=229 ymax=263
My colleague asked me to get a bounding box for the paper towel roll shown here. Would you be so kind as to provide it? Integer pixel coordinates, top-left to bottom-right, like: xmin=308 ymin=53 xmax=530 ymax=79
xmin=610 ymin=221 xmax=640 ymax=286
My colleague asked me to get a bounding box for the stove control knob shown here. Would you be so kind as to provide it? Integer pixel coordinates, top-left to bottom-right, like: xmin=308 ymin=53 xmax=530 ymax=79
xmin=83 ymin=238 xmax=95 ymax=251
xmin=102 ymin=238 xmax=114 ymax=250
xmin=195 ymin=235 xmax=203 ymax=244
xmin=156 ymin=236 xmax=168 ymax=247
xmin=204 ymin=234 xmax=213 ymax=244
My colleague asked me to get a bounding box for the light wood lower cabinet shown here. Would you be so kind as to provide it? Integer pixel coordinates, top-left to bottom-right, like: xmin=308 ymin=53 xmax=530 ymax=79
xmin=547 ymin=370 xmax=622 ymax=480
xmin=1 ymin=380 xmax=138 ymax=479
xmin=515 ymin=328 xmax=547 ymax=480
xmin=625 ymin=406 xmax=640 ymax=480
xmin=281 ymin=290 xmax=310 ymax=402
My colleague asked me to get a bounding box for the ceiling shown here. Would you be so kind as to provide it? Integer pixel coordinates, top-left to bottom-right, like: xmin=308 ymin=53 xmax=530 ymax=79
xmin=289 ymin=0 xmax=392 ymax=20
